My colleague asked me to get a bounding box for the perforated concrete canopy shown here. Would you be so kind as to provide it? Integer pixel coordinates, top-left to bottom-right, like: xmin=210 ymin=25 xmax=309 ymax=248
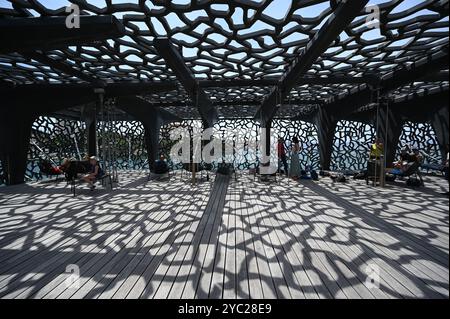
xmin=0 ymin=0 xmax=448 ymax=121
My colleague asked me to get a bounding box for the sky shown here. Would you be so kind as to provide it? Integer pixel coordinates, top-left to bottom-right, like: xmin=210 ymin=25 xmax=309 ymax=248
xmin=0 ymin=0 xmax=430 ymax=21
xmin=0 ymin=0 xmax=440 ymax=44
xmin=1 ymin=0 xmax=446 ymax=77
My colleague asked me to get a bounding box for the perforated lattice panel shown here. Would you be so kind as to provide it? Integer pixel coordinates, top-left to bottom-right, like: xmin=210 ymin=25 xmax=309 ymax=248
xmin=213 ymin=119 xmax=261 ymax=170
xmin=397 ymin=122 xmax=442 ymax=165
xmin=331 ymin=120 xmax=375 ymax=171
xmin=159 ymin=119 xmax=203 ymax=170
xmin=98 ymin=121 xmax=148 ymax=171
xmin=273 ymin=119 xmax=320 ymax=170
xmin=159 ymin=118 xmax=320 ymax=170
xmin=27 ymin=116 xmax=86 ymax=180
xmin=0 ymin=1 xmax=447 ymax=118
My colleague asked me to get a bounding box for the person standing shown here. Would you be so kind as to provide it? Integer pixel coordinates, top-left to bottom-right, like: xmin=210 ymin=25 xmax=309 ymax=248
xmin=289 ymin=137 xmax=301 ymax=180
xmin=369 ymin=137 xmax=384 ymax=160
xmin=277 ymin=137 xmax=289 ymax=176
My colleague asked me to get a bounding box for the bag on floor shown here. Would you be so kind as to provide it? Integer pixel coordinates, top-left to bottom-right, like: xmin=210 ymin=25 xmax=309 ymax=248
xmin=385 ymin=174 xmax=397 ymax=182
xmin=406 ymin=177 xmax=422 ymax=187
xmin=330 ymin=175 xmax=347 ymax=183
xmin=353 ymin=171 xmax=367 ymax=180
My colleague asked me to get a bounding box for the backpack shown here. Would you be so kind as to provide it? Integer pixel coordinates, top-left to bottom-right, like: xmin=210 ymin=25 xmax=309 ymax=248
xmin=385 ymin=174 xmax=397 ymax=182
xmin=353 ymin=171 xmax=367 ymax=180
xmin=336 ymin=175 xmax=346 ymax=183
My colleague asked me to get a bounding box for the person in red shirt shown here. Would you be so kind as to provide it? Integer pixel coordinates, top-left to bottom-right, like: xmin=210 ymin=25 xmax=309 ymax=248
xmin=278 ymin=137 xmax=289 ymax=176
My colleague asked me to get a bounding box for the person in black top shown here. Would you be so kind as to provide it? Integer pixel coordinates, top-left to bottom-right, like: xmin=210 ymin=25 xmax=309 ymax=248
xmin=153 ymin=154 xmax=169 ymax=175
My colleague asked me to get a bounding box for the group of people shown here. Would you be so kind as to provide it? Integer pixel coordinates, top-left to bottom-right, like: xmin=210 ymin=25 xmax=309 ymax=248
xmin=370 ymin=137 xmax=449 ymax=185
xmin=277 ymin=137 xmax=315 ymax=180
xmin=46 ymin=155 xmax=104 ymax=191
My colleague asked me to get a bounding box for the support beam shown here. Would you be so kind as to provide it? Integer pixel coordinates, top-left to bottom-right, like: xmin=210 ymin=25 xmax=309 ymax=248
xmin=0 ymin=16 xmax=125 ymax=54
xmin=325 ymin=52 xmax=449 ymax=117
xmin=198 ymin=76 xmax=375 ymax=88
xmin=116 ymin=96 xmax=182 ymax=126
xmin=86 ymin=104 xmax=98 ymax=157
xmin=315 ymin=108 xmax=337 ymax=171
xmin=154 ymin=38 xmax=218 ymax=127
xmin=431 ymin=105 xmax=449 ymax=163
xmin=0 ymin=109 xmax=35 ymax=185
xmin=374 ymin=105 xmax=404 ymax=166
xmin=116 ymin=96 xmax=182 ymax=170
xmin=255 ymin=0 xmax=369 ymax=123
xmin=0 ymin=82 xmax=178 ymax=115
xmin=1 ymin=82 xmax=177 ymax=99
xmin=334 ymin=87 xmax=449 ymax=123
xmin=23 ymin=52 xmax=105 ymax=85
xmin=418 ymin=70 xmax=449 ymax=82
xmin=143 ymin=122 xmax=160 ymax=172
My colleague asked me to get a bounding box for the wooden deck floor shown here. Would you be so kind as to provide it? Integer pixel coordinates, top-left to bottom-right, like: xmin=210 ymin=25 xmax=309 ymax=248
xmin=0 ymin=171 xmax=448 ymax=299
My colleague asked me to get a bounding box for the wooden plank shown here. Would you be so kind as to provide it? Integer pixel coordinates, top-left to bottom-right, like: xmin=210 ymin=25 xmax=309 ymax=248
xmin=0 ymin=194 xmax=140 ymax=297
xmin=203 ymin=176 xmax=231 ymax=299
xmin=243 ymin=182 xmax=282 ymax=299
xmin=134 ymin=181 xmax=212 ymax=299
xmin=5 ymin=178 xmax=195 ymax=300
xmin=0 ymin=172 xmax=447 ymax=299
xmin=237 ymin=179 xmax=264 ymax=299
xmin=255 ymin=186 xmax=305 ymax=299
xmin=181 ymin=175 xmax=230 ymax=299
xmin=193 ymin=175 xmax=230 ymax=299
xmin=255 ymin=182 xmax=322 ymax=299
xmin=272 ymin=182 xmax=383 ymax=299
xmin=306 ymin=181 xmax=448 ymax=298
xmin=108 ymin=181 xmax=210 ymax=299
xmin=74 ymin=184 xmax=209 ymax=299
xmin=35 ymin=188 xmax=184 ymax=298
xmin=233 ymin=180 xmax=251 ymax=299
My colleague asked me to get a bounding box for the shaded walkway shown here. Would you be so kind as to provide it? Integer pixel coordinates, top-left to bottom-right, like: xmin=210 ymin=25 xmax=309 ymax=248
xmin=0 ymin=172 xmax=448 ymax=299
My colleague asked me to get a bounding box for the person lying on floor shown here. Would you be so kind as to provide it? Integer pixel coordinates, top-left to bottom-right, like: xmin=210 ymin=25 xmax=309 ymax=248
xmin=82 ymin=156 xmax=104 ymax=191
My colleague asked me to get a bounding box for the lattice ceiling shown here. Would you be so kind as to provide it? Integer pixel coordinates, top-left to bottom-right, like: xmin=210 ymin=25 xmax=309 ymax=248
xmin=0 ymin=0 xmax=448 ymax=119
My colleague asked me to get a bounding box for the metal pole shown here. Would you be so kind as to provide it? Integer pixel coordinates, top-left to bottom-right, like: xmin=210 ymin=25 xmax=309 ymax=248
xmin=374 ymin=86 xmax=380 ymax=187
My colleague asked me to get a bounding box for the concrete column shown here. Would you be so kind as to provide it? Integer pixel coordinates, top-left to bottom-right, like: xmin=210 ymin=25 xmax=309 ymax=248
xmin=85 ymin=105 xmax=97 ymax=157
xmin=430 ymin=105 xmax=449 ymax=162
xmin=0 ymin=109 xmax=35 ymax=185
xmin=375 ymin=104 xmax=404 ymax=166
xmin=143 ymin=119 xmax=161 ymax=172
xmin=315 ymin=107 xmax=337 ymax=171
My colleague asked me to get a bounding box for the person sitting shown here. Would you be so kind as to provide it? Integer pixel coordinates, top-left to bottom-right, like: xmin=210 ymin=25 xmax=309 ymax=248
xmin=82 ymin=156 xmax=104 ymax=191
xmin=153 ymin=154 xmax=169 ymax=175
xmin=369 ymin=137 xmax=384 ymax=160
xmin=392 ymin=147 xmax=413 ymax=171
xmin=411 ymin=147 xmax=424 ymax=164
xmin=388 ymin=147 xmax=422 ymax=175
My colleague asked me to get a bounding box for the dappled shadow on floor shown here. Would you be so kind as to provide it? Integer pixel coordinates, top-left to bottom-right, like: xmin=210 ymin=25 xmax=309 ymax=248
xmin=0 ymin=172 xmax=448 ymax=299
